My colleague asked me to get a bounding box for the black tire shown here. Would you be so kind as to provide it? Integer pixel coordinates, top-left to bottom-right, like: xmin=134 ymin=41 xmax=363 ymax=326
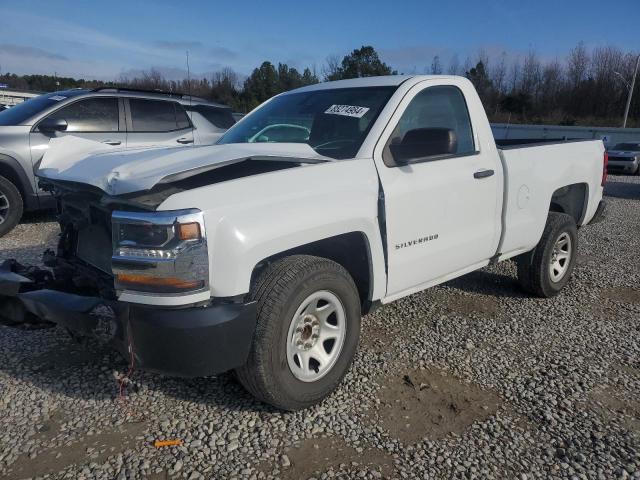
xmin=516 ymin=212 xmax=578 ymax=298
xmin=235 ymin=255 xmax=361 ymax=411
xmin=0 ymin=175 xmax=23 ymax=238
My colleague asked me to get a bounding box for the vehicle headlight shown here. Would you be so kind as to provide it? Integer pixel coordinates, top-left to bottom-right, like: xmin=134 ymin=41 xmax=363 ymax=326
xmin=111 ymin=209 xmax=209 ymax=295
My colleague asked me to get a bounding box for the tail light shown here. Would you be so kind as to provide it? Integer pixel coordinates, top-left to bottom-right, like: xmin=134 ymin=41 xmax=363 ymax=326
xmin=601 ymin=152 xmax=608 ymax=186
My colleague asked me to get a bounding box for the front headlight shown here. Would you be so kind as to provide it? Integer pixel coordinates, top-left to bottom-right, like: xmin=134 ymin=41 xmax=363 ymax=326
xmin=111 ymin=209 xmax=209 ymax=295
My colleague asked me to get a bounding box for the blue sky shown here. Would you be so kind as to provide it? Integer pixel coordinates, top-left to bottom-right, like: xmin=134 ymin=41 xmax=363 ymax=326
xmin=0 ymin=0 xmax=638 ymax=80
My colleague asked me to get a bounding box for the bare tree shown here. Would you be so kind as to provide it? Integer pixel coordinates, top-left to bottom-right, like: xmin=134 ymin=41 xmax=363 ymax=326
xmin=567 ymin=41 xmax=590 ymax=89
xmin=447 ymin=54 xmax=460 ymax=75
xmin=509 ymin=58 xmax=521 ymax=92
xmin=491 ymin=52 xmax=508 ymax=95
xmin=430 ymin=55 xmax=443 ymax=75
xmin=521 ymin=51 xmax=542 ymax=100
xmin=322 ymin=55 xmax=341 ymax=81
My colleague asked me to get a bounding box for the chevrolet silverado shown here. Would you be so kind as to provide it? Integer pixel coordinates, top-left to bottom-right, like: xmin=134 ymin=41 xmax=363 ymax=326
xmin=0 ymin=75 xmax=607 ymax=410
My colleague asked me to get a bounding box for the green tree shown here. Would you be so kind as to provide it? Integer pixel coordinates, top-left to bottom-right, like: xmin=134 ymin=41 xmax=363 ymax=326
xmin=326 ymin=46 xmax=395 ymax=81
xmin=239 ymin=61 xmax=318 ymax=111
xmin=466 ymin=61 xmax=494 ymax=106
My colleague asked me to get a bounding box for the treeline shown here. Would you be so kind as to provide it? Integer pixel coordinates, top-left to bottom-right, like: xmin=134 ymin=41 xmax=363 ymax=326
xmin=459 ymin=43 xmax=640 ymax=127
xmin=1 ymin=44 xmax=638 ymax=126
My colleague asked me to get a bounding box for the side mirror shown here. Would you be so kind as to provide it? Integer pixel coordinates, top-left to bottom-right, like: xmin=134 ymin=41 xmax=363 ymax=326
xmin=389 ymin=128 xmax=457 ymax=165
xmin=38 ymin=117 xmax=68 ymax=133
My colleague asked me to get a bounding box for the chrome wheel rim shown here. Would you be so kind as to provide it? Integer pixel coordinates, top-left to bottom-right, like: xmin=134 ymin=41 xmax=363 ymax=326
xmin=0 ymin=191 xmax=9 ymax=225
xmin=549 ymin=232 xmax=572 ymax=282
xmin=286 ymin=290 xmax=346 ymax=383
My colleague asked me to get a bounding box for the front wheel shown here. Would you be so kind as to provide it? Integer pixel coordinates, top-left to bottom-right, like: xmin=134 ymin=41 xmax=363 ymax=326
xmin=0 ymin=175 xmax=23 ymax=238
xmin=516 ymin=212 xmax=578 ymax=298
xmin=235 ymin=255 xmax=361 ymax=411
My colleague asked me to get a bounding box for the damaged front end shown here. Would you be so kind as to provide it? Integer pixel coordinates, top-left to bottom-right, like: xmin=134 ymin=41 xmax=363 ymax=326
xmin=0 ymin=178 xmax=257 ymax=378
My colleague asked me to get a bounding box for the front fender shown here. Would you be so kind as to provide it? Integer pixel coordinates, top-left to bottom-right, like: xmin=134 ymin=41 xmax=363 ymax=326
xmin=158 ymin=158 xmax=387 ymax=300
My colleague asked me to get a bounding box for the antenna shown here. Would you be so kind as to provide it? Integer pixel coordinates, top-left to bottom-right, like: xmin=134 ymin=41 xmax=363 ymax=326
xmin=186 ymin=50 xmax=194 ymax=143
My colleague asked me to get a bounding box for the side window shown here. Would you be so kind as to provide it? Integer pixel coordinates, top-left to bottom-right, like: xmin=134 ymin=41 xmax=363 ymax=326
xmin=46 ymin=97 xmax=119 ymax=132
xmin=383 ymin=86 xmax=475 ymax=166
xmin=129 ymin=99 xmax=190 ymax=132
xmin=194 ymin=106 xmax=236 ymax=129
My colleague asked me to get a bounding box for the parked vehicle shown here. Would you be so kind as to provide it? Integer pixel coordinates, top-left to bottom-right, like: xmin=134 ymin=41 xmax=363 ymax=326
xmin=606 ymin=142 xmax=640 ymax=175
xmin=0 ymin=88 xmax=235 ymax=236
xmin=0 ymin=75 xmax=606 ymax=410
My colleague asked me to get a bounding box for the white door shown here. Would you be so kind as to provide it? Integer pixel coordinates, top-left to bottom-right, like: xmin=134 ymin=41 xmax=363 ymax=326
xmin=375 ymin=82 xmax=502 ymax=298
xmin=124 ymin=98 xmax=194 ymax=148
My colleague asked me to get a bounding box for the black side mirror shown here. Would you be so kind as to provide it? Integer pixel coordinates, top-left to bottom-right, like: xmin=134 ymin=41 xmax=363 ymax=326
xmin=39 ymin=117 xmax=68 ymax=133
xmin=389 ymin=128 xmax=458 ymax=165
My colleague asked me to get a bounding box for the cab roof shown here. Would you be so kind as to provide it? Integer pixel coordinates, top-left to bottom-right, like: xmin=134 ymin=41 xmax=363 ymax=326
xmin=289 ymin=75 xmax=461 ymax=93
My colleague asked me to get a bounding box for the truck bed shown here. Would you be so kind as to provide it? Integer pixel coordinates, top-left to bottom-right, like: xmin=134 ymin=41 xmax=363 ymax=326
xmin=496 ymin=139 xmax=605 ymax=260
xmin=495 ymin=138 xmax=589 ymax=149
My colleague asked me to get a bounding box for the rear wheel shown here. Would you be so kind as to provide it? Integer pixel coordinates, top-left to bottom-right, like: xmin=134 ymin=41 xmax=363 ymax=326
xmin=235 ymin=255 xmax=361 ymax=411
xmin=516 ymin=212 xmax=578 ymax=298
xmin=0 ymin=175 xmax=23 ymax=238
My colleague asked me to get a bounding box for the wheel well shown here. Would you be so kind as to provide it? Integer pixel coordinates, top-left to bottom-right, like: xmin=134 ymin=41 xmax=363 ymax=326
xmin=549 ymin=183 xmax=588 ymax=225
xmin=250 ymin=232 xmax=373 ymax=312
xmin=0 ymin=159 xmax=27 ymax=200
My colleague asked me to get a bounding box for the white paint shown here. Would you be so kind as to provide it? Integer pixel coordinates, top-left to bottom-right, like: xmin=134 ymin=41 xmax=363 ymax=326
xmin=40 ymin=75 xmax=605 ymax=307
xmin=38 ymin=137 xmax=331 ymax=195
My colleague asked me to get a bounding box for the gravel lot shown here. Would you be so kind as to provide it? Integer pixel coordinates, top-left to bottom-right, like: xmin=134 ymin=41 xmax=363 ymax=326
xmin=0 ymin=175 xmax=639 ymax=480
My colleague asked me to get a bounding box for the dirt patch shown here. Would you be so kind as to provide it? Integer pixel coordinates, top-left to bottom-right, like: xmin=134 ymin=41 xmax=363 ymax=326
xmin=374 ymin=369 xmax=502 ymax=444
xmin=259 ymin=436 xmax=394 ymax=480
xmin=444 ymin=294 xmax=499 ymax=318
xmin=600 ymin=287 xmax=640 ymax=305
xmin=361 ymin=319 xmax=408 ymax=353
xmin=588 ymin=388 xmax=640 ymax=433
xmin=614 ymin=363 xmax=640 ymax=378
xmin=6 ymin=420 xmax=147 ymax=479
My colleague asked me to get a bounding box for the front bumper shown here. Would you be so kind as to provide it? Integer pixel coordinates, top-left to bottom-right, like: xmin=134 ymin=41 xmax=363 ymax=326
xmin=0 ymin=272 xmax=257 ymax=377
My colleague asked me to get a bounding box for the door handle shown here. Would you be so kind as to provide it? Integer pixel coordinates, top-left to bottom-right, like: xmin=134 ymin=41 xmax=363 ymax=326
xmin=101 ymin=140 xmax=121 ymax=146
xmin=473 ymin=169 xmax=495 ymax=179
xmin=177 ymin=137 xmax=194 ymax=144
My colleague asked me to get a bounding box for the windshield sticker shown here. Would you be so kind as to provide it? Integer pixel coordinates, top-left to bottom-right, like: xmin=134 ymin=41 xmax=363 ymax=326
xmin=49 ymin=95 xmax=67 ymax=101
xmin=324 ymin=104 xmax=370 ymax=118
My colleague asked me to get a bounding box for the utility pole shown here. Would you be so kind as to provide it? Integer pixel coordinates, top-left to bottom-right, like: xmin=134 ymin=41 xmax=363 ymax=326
xmin=622 ymin=54 xmax=640 ymax=128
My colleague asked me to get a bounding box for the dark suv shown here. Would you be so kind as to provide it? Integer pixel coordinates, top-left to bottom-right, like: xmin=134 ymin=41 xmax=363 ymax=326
xmin=0 ymin=88 xmax=235 ymax=236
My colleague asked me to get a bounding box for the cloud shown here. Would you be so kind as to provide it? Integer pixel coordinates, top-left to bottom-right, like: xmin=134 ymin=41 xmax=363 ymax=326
xmin=154 ymin=40 xmax=203 ymax=51
xmin=209 ymin=46 xmax=237 ymax=60
xmin=0 ymin=43 xmax=68 ymax=61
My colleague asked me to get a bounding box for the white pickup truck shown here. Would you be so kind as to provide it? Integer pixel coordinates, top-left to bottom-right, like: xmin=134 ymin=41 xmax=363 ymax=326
xmin=0 ymin=75 xmax=606 ymax=410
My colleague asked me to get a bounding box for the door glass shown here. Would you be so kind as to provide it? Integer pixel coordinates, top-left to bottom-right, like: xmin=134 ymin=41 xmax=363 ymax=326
xmin=45 ymin=98 xmax=119 ymax=132
xmin=129 ymin=99 xmax=189 ymax=132
xmin=384 ymin=86 xmax=475 ymax=165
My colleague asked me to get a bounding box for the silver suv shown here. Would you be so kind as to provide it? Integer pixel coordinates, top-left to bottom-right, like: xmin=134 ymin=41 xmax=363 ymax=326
xmin=0 ymin=88 xmax=235 ymax=236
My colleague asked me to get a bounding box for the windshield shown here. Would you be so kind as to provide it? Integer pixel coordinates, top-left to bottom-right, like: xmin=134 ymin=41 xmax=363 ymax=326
xmin=217 ymin=86 xmax=396 ymax=159
xmin=0 ymin=90 xmax=88 ymax=126
xmin=612 ymin=143 xmax=640 ymax=151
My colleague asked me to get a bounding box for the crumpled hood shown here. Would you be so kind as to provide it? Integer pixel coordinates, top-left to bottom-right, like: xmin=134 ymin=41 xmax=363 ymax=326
xmin=37 ymin=136 xmax=330 ymax=195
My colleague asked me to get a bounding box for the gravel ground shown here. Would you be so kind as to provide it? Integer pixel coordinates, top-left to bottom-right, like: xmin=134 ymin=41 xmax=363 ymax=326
xmin=0 ymin=175 xmax=639 ymax=480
